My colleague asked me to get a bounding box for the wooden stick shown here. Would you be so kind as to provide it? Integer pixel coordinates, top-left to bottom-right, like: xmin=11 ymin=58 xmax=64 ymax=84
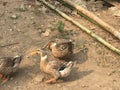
xmin=38 ymin=0 xmax=120 ymax=55
xmin=0 ymin=42 xmax=19 ymax=47
xmin=61 ymin=0 xmax=120 ymax=40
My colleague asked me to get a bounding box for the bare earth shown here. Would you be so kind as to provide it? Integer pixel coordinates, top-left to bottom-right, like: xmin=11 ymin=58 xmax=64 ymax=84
xmin=0 ymin=0 xmax=120 ymax=90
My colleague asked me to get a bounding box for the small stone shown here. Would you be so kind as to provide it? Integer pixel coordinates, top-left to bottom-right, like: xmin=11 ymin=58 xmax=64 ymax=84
xmin=28 ymin=5 xmax=32 ymax=8
xmin=42 ymin=29 xmax=51 ymax=37
xmin=54 ymin=18 xmax=57 ymax=20
xmin=41 ymin=25 xmax=44 ymax=27
xmin=11 ymin=15 xmax=18 ymax=19
xmin=107 ymin=70 xmax=116 ymax=76
xmin=11 ymin=15 xmax=17 ymax=19
xmin=9 ymin=28 xmax=13 ymax=31
xmin=107 ymin=72 xmax=111 ymax=76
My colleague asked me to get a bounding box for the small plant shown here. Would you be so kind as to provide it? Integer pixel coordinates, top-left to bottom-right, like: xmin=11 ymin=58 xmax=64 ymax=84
xmin=57 ymin=21 xmax=65 ymax=33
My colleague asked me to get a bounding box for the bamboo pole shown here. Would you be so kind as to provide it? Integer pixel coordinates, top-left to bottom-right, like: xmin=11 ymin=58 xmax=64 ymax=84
xmin=61 ymin=0 xmax=120 ymax=40
xmin=38 ymin=0 xmax=120 ymax=55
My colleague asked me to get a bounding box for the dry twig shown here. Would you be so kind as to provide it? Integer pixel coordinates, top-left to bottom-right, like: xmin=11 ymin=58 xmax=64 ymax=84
xmin=0 ymin=42 xmax=19 ymax=47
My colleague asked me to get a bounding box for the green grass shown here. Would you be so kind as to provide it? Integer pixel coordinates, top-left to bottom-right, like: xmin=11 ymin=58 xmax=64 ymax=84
xmin=57 ymin=20 xmax=65 ymax=33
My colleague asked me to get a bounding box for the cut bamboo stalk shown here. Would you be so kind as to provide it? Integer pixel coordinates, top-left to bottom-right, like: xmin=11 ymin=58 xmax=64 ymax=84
xmin=61 ymin=0 xmax=120 ymax=40
xmin=38 ymin=0 xmax=120 ymax=55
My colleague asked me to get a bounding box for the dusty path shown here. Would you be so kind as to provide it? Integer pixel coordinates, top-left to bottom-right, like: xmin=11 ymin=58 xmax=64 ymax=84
xmin=0 ymin=0 xmax=120 ymax=90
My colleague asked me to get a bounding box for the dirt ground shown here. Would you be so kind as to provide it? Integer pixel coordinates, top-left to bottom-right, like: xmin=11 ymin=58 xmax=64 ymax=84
xmin=0 ymin=0 xmax=120 ymax=90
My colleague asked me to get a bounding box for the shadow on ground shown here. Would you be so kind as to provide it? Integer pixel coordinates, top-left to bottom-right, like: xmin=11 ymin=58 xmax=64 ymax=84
xmin=74 ymin=48 xmax=88 ymax=64
xmin=63 ymin=67 xmax=93 ymax=82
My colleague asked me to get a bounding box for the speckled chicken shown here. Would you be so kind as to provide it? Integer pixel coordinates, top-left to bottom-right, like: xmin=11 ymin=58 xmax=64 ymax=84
xmin=0 ymin=55 xmax=23 ymax=82
xmin=42 ymin=39 xmax=74 ymax=61
xmin=31 ymin=50 xmax=74 ymax=84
